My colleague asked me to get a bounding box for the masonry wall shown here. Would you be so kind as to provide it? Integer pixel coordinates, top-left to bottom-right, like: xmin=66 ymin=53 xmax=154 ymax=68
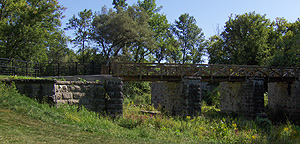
xmin=268 ymin=81 xmax=300 ymax=121
xmin=7 ymin=78 xmax=123 ymax=116
xmin=151 ymin=77 xmax=202 ymax=116
xmin=10 ymin=79 xmax=56 ymax=104
xmin=151 ymin=81 xmax=184 ymax=115
xmin=219 ymin=78 xmax=265 ymax=117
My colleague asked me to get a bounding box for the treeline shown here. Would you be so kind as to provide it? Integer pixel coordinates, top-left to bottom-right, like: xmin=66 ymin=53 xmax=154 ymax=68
xmin=64 ymin=0 xmax=205 ymax=65
xmin=1 ymin=0 xmax=300 ymax=67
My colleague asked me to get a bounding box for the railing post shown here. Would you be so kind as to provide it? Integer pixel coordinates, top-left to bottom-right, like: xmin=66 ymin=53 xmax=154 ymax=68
xmin=11 ymin=59 xmax=13 ymax=76
xmin=75 ymin=62 xmax=78 ymax=75
xmin=26 ymin=62 xmax=28 ymax=76
xmin=58 ymin=63 xmax=60 ymax=76
xmin=160 ymin=64 xmax=163 ymax=80
xmin=52 ymin=64 xmax=54 ymax=76
xmin=37 ymin=63 xmax=40 ymax=77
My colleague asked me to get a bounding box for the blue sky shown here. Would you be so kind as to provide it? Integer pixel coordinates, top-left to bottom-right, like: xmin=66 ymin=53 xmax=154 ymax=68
xmin=58 ymin=0 xmax=300 ymax=39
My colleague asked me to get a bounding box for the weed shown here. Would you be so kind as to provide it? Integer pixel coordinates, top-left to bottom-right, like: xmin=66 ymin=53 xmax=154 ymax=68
xmin=77 ymin=77 xmax=87 ymax=82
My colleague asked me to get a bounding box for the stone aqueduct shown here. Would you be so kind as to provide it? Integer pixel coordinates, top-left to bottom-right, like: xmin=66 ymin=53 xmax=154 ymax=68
xmin=6 ymin=62 xmax=300 ymax=120
xmin=113 ymin=63 xmax=300 ymax=119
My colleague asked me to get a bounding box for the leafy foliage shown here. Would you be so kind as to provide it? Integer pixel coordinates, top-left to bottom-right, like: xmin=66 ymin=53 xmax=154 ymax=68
xmin=268 ymin=19 xmax=300 ymax=67
xmin=208 ymin=12 xmax=272 ymax=65
xmin=0 ymin=0 xmax=66 ymax=62
xmin=91 ymin=5 xmax=155 ymax=64
xmin=123 ymin=82 xmax=151 ymax=104
xmin=112 ymin=0 xmax=128 ymax=9
xmin=202 ymin=86 xmax=220 ymax=108
xmin=65 ymin=9 xmax=94 ymax=63
xmin=173 ymin=13 xmax=206 ymax=64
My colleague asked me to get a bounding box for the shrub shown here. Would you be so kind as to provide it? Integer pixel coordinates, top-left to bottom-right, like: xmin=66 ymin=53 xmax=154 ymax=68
xmin=123 ymin=81 xmax=151 ymax=104
xmin=202 ymin=86 xmax=220 ymax=108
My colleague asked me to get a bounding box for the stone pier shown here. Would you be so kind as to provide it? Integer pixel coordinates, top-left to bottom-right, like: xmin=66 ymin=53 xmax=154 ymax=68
xmin=151 ymin=77 xmax=201 ymax=116
xmin=268 ymin=81 xmax=300 ymax=121
xmin=219 ymin=78 xmax=265 ymax=117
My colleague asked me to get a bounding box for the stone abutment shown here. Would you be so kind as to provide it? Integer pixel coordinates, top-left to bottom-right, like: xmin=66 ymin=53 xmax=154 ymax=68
xmin=5 ymin=77 xmax=123 ymax=117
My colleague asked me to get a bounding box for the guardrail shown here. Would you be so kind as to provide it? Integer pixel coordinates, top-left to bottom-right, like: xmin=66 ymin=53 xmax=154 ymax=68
xmin=0 ymin=58 xmax=40 ymax=77
xmin=112 ymin=63 xmax=300 ymax=81
xmin=0 ymin=58 xmax=108 ymax=77
xmin=39 ymin=61 xmax=105 ymax=76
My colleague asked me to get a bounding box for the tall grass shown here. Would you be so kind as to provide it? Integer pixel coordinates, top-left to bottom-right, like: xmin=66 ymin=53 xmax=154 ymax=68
xmin=1 ymin=81 xmax=300 ymax=143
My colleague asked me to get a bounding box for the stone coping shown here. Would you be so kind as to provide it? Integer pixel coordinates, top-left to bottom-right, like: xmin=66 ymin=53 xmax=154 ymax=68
xmin=56 ymin=81 xmax=104 ymax=85
xmin=48 ymin=75 xmax=122 ymax=81
xmin=2 ymin=79 xmax=57 ymax=84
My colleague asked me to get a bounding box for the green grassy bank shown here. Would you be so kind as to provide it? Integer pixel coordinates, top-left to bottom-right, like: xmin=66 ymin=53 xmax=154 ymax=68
xmin=0 ymin=81 xmax=300 ymax=143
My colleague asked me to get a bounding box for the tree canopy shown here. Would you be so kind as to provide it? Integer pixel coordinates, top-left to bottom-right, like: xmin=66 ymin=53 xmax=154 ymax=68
xmin=91 ymin=5 xmax=155 ymax=64
xmin=208 ymin=12 xmax=272 ymax=65
xmin=65 ymin=9 xmax=93 ymax=63
xmin=173 ymin=13 xmax=206 ymax=64
xmin=207 ymin=11 xmax=300 ymax=67
xmin=2 ymin=0 xmax=300 ymax=68
xmin=0 ymin=0 xmax=66 ymax=62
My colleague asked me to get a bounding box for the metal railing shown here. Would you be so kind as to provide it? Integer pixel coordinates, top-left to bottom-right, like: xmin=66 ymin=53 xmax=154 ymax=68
xmin=0 ymin=58 xmax=40 ymax=77
xmin=0 ymin=58 xmax=108 ymax=77
xmin=39 ymin=61 xmax=104 ymax=76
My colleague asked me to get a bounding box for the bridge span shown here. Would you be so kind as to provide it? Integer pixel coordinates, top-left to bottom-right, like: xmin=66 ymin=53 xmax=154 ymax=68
xmin=111 ymin=63 xmax=299 ymax=82
xmin=112 ymin=63 xmax=300 ymax=120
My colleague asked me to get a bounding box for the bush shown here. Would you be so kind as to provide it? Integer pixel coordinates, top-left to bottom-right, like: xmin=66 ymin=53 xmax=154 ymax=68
xmin=202 ymin=86 xmax=220 ymax=108
xmin=123 ymin=82 xmax=151 ymax=104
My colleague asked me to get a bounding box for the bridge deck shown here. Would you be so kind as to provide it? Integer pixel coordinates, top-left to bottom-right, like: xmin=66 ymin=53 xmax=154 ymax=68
xmin=111 ymin=63 xmax=299 ymax=82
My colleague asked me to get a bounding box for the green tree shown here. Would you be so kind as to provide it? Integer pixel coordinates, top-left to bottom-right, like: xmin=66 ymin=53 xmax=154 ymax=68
xmin=65 ymin=9 xmax=93 ymax=63
xmin=172 ymin=13 xmax=205 ymax=64
xmin=46 ymin=30 xmax=73 ymax=63
xmin=268 ymin=19 xmax=300 ymax=67
xmin=112 ymin=0 xmax=128 ymax=9
xmin=207 ymin=35 xmax=230 ymax=64
xmin=137 ymin=0 xmax=181 ymax=63
xmin=91 ymin=5 xmax=155 ymax=64
xmin=221 ymin=12 xmax=272 ymax=65
xmin=0 ymin=0 xmax=66 ymax=62
xmin=138 ymin=0 xmax=162 ymax=16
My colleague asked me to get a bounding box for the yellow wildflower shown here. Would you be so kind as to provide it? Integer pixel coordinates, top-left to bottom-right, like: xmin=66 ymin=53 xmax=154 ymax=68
xmin=186 ymin=116 xmax=191 ymax=120
xmin=284 ymin=127 xmax=289 ymax=131
xmin=252 ymin=135 xmax=257 ymax=139
xmin=232 ymin=123 xmax=237 ymax=128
